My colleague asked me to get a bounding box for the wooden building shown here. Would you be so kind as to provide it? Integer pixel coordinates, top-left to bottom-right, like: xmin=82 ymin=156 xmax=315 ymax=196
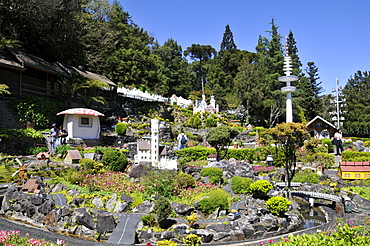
xmin=0 ymin=46 xmax=116 ymax=108
xmin=306 ymin=115 xmax=337 ymax=139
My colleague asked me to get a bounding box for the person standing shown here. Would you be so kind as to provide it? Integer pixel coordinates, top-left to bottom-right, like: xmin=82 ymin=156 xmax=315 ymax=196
xmin=49 ymin=123 xmax=59 ymax=153
xmin=177 ymin=130 xmax=188 ymax=150
xmin=333 ymin=128 xmax=344 ymax=156
xmin=58 ymin=125 xmax=68 ymax=145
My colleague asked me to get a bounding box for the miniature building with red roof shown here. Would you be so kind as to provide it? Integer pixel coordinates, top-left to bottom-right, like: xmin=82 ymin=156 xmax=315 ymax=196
xmin=338 ymin=161 xmax=370 ymax=179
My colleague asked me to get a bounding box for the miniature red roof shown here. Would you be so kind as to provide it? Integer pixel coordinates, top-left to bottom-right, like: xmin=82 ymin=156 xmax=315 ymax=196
xmin=341 ymin=166 xmax=370 ymax=172
xmin=57 ymin=108 xmax=104 ymax=116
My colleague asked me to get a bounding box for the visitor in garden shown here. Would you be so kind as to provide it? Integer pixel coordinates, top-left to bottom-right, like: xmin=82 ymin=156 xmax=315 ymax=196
xmin=58 ymin=125 xmax=68 ymax=145
xmin=49 ymin=123 xmax=59 ymax=153
xmin=177 ymin=130 xmax=188 ymax=150
xmin=333 ymin=128 xmax=344 ymax=156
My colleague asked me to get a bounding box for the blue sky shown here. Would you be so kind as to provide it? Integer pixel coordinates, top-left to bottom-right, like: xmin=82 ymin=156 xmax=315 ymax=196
xmin=119 ymin=0 xmax=370 ymax=95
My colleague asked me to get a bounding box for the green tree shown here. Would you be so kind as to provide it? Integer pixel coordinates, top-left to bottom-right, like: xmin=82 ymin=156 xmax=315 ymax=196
xmin=59 ymin=73 xmax=109 ymax=108
xmin=0 ymin=0 xmax=85 ymax=65
xmin=220 ymin=24 xmax=237 ymax=51
xmin=206 ymin=125 xmax=239 ymax=161
xmin=152 ymin=38 xmax=195 ymax=97
xmin=264 ymin=122 xmax=309 ymax=188
xmin=184 ymin=44 xmax=217 ymax=94
xmin=342 ymin=70 xmax=370 ymax=135
xmin=0 ymin=84 xmax=10 ymax=96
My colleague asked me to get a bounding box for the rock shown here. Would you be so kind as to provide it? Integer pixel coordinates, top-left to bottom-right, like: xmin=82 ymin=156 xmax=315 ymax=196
xmin=114 ymin=200 xmax=130 ymax=213
xmin=171 ymin=202 xmax=194 ymax=216
xmin=207 ymin=207 xmax=219 ymax=219
xmin=120 ymin=194 xmax=134 ymax=203
xmin=67 ymin=188 xmax=81 ymax=198
xmin=92 ymin=197 xmax=104 ymax=209
xmin=138 ymin=229 xmax=153 ymax=241
xmin=30 ymin=194 xmax=44 ymax=206
xmin=160 ymin=231 xmax=174 ymax=239
xmin=51 ymin=183 xmax=67 ymax=193
xmin=129 ymin=163 xmax=148 ymax=178
xmin=96 ymin=213 xmax=116 ymax=234
xmin=132 ymin=201 xmax=155 ymax=214
xmin=242 ymin=225 xmax=255 ymax=239
xmin=173 ymin=223 xmax=189 ymax=236
xmin=44 ymin=212 xmax=58 ymax=227
xmin=189 ymin=229 xmax=213 ymax=243
xmin=38 ymin=200 xmax=55 ymax=215
xmin=206 ymin=223 xmax=232 ymax=232
xmin=105 ymin=193 xmax=117 ymax=211
xmin=74 ymin=208 xmax=95 ymax=230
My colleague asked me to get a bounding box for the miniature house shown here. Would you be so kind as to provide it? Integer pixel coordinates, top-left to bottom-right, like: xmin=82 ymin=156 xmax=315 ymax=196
xmin=57 ymin=108 xmax=104 ymax=140
xmin=63 ymin=150 xmax=82 ymax=164
xmin=338 ymin=161 xmax=370 ymax=179
xmin=306 ymin=116 xmax=337 ymax=139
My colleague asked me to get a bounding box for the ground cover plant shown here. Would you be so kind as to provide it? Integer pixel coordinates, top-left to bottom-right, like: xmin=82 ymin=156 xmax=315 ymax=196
xmin=266 ymin=219 xmax=370 ymax=245
xmin=0 ymin=230 xmax=67 ymax=246
xmin=77 ymin=171 xmax=218 ymax=206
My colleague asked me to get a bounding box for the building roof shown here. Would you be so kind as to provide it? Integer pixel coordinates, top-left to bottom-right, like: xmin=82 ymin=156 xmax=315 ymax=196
xmin=137 ymin=140 xmax=151 ymax=150
xmin=0 ymin=49 xmax=25 ymax=70
xmin=6 ymin=47 xmax=70 ymax=77
xmin=60 ymin=64 xmax=116 ymax=87
xmin=306 ymin=115 xmax=336 ymax=129
xmin=340 ymin=161 xmax=370 ymax=172
xmin=0 ymin=47 xmax=116 ymax=86
xmin=57 ymin=108 xmax=104 ymax=116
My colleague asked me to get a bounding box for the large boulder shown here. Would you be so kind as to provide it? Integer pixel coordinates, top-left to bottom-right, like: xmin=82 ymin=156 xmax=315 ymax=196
xmin=74 ymin=208 xmax=95 ymax=230
xmin=96 ymin=213 xmax=116 ymax=234
xmin=171 ymin=202 xmax=194 ymax=216
xmin=132 ymin=201 xmax=155 ymax=214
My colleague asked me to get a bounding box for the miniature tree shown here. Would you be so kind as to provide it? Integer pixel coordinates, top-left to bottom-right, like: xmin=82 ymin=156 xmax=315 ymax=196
xmin=264 ymin=122 xmax=309 ymax=188
xmin=206 ymin=125 xmax=239 ymax=161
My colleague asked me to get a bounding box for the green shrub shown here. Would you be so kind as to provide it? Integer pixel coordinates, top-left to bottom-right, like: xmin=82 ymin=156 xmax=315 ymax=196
xmin=55 ymin=144 xmax=73 ymax=155
xmin=365 ymin=141 xmax=370 ymax=148
xmin=115 ymin=122 xmax=127 ymax=135
xmin=265 ymin=196 xmax=291 ymax=216
xmin=231 ymin=176 xmax=254 ymax=194
xmin=176 ymin=172 xmax=196 ymax=188
xmin=175 ymin=146 xmax=215 ymax=164
xmin=200 ymin=167 xmax=223 ymax=184
xmin=198 ymin=189 xmax=231 ymax=215
xmin=249 ymin=180 xmax=273 ymax=196
xmin=141 ymin=214 xmax=156 ymax=226
xmin=154 ymin=197 xmax=174 ymax=228
xmin=292 ymin=169 xmax=320 ymax=184
xmin=101 ymin=149 xmax=128 ymax=171
xmin=300 ymin=152 xmax=335 ymax=168
xmin=342 ymin=150 xmax=370 ymax=161
xmin=183 ymin=234 xmax=202 ymax=246
xmin=23 ymin=146 xmax=48 ymax=155
xmin=157 ymin=239 xmax=178 ymax=246
xmin=79 ymin=158 xmax=97 ymax=170
xmin=205 ymin=116 xmax=217 ymax=127
xmin=321 ymin=138 xmax=334 ymax=152
xmin=143 ymin=169 xmax=177 ymax=198
xmin=271 ymin=223 xmax=370 ymax=245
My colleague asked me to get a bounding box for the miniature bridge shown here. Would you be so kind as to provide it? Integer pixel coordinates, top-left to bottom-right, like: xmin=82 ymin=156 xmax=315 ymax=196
xmin=291 ymin=191 xmax=342 ymax=204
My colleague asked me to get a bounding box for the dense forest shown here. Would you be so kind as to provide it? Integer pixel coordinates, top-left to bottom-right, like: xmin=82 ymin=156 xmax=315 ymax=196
xmin=0 ymin=0 xmax=368 ymax=133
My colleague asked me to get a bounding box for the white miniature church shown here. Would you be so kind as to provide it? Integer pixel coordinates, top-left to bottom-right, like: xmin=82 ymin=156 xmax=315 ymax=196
xmin=134 ymin=119 xmax=177 ymax=170
xmin=193 ymin=94 xmax=219 ymax=114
